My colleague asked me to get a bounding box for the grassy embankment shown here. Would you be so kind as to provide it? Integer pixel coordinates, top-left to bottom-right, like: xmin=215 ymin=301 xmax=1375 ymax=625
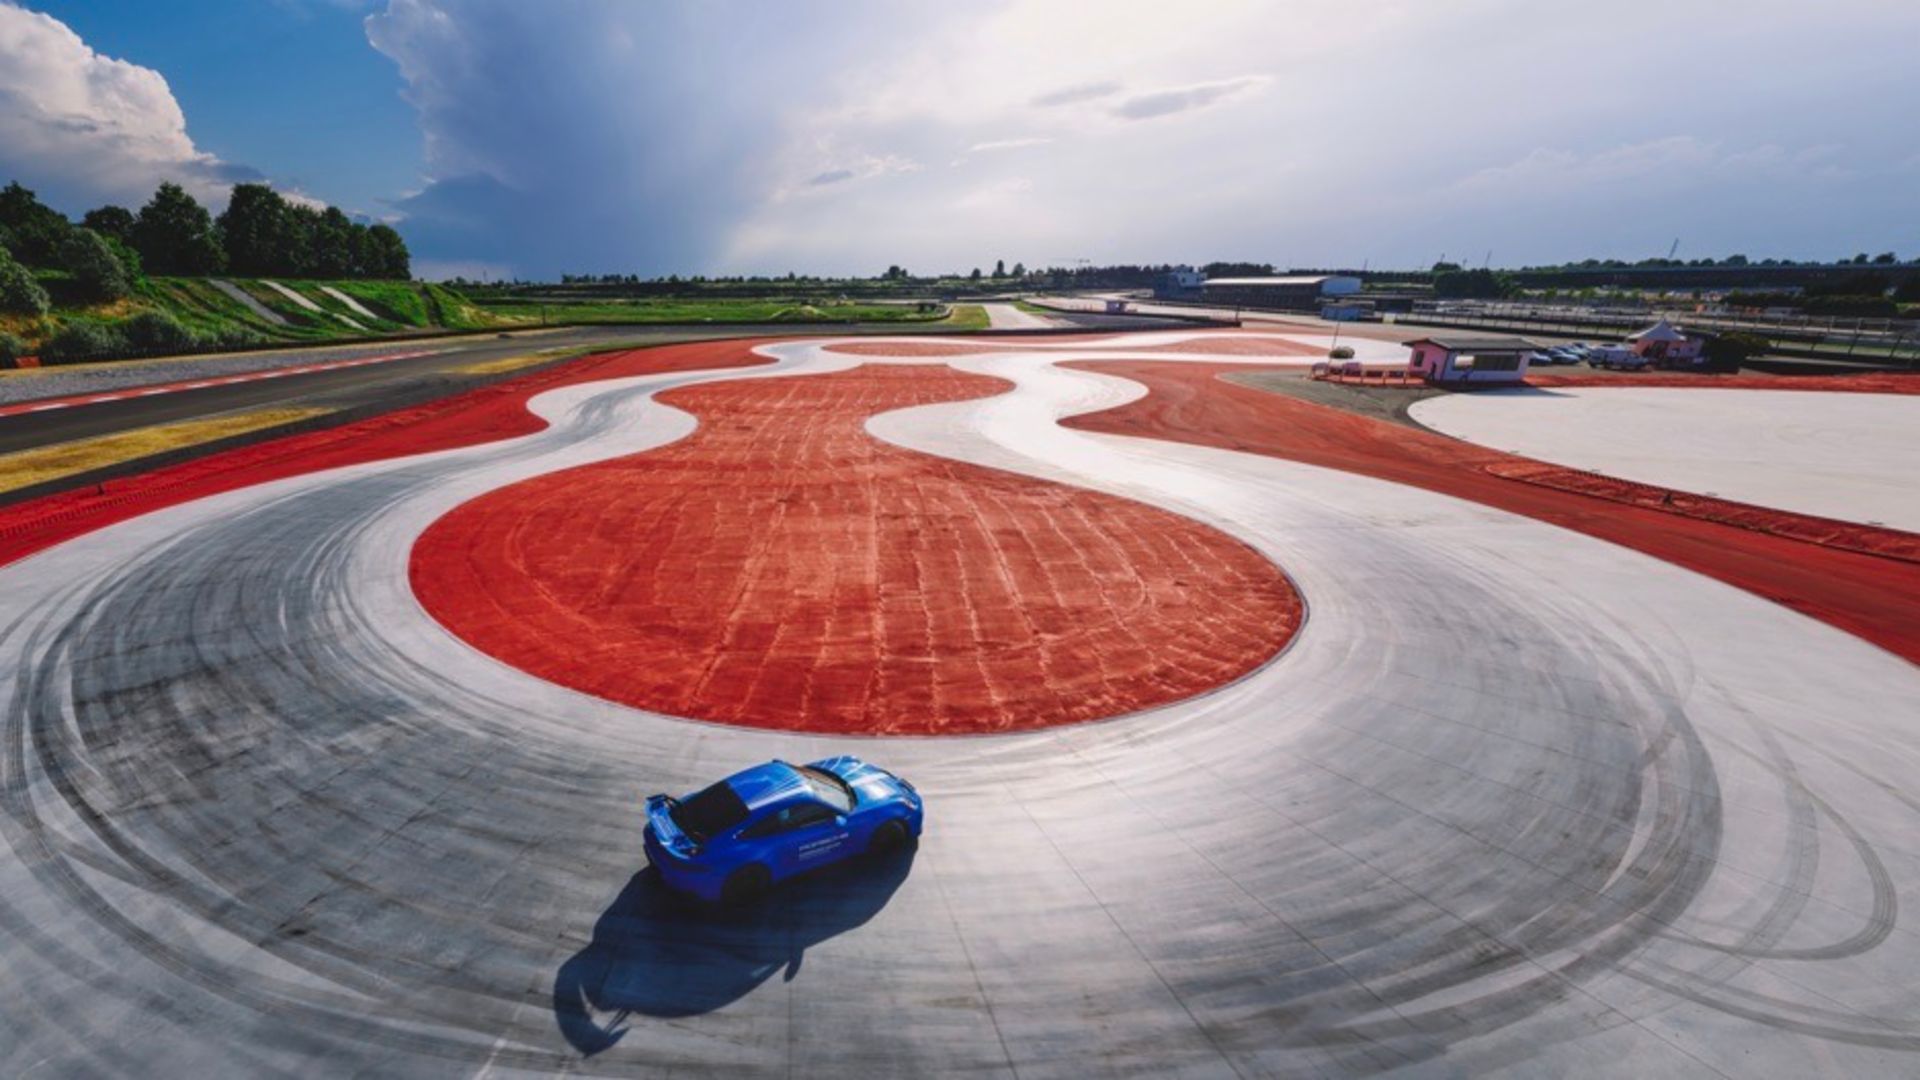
xmin=3 ymin=284 xmax=995 ymax=366
xmin=0 ymin=276 xmax=497 ymax=357
xmin=473 ymin=296 xmax=963 ymax=326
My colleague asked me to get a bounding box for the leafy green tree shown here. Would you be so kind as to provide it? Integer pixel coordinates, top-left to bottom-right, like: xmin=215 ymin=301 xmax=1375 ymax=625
xmin=82 ymin=205 xmax=136 ymax=244
xmin=1703 ymin=331 xmax=1769 ymax=372
xmin=0 ymin=181 xmax=73 ymax=266
xmin=284 ymin=203 xmax=324 ymax=277
xmin=102 ymin=234 xmax=143 ymax=281
xmin=133 ymin=182 xmax=223 ymax=274
xmin=360 ymin=224 xmax=411 ymax=279
xmin=0 ymin=331 xmax=25 ymax=365
xmin=61 ymin=227 xmax=133 ymax=301
xmin=992 ymin=259 xmax=1006 ymax=278
xmin=0 ymin=242 xmax=49 ymax=316
xmin=1010 ymin=261 xmax=1026 ymax=277
xmin=1432 ymin=268 xmax=1515 ymax=299
xmin=219 ymin=183 xmax=294 ymax=276
xmin=969 ymin=267 xmax=982 ymax=281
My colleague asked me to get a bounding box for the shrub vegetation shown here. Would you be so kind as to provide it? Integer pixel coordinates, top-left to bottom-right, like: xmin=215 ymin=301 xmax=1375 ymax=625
xmin=0 ymin=243 xmax=50 ymax=316
xmin=41 ymin=320 xmax=126 ymax=363
xmin=60 ymin=228 xmax=133 ymax=302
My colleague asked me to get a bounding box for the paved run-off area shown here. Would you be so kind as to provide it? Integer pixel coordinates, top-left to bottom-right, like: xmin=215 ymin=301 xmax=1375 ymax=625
xmin=1410 ymin=386 xmax=1920 ymax=533
xmin=0 ymin=332 xmax=1918 ymax=1076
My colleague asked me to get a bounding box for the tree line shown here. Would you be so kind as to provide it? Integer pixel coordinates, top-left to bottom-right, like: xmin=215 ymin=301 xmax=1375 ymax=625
xmin=0 ymin=179 xmax=410 ymax=316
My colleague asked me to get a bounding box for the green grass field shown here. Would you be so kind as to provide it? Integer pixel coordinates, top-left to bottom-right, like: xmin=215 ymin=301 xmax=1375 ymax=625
xmin=1 ymin=276 xmax=518 ymax=363
xmin=939 ymin=304 xmax=990 ymax=330
xmin=4 ymin=280 xmax=995 ymax=366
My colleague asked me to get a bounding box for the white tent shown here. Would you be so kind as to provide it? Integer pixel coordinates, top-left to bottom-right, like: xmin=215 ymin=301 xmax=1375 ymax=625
xmin=1626 ymin=318 xmax=1704 ymax=362
xmin=1629 ymin=319 xmax=1686 ymax=342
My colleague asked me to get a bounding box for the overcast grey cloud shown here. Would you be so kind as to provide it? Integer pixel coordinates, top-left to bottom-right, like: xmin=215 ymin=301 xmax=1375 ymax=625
xmin=344 ymin=0 xmax=1920 ymax=278
xmin=1111 ymin=77 xmax=1269 ymax=121
xmin=362 ymin=0 xmax=944 ymax=278
xmin=1030 ymin=80 xmax=1122 ymax=108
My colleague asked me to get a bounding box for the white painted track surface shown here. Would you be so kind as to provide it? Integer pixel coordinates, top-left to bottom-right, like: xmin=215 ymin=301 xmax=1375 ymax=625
xmin=980 ymin=301 xmax=1059 ymax=329
xmin=2 ymin=333 xmax=1919 ymax=1076
xmin=1411 ymin=386 xmax=1920 ymax=532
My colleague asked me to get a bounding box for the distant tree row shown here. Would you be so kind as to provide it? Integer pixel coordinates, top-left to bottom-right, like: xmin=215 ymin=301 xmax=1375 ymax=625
xmin=0 ymin=179 xmax=409 ymax=302
xmin=1517 ymin=252 xmax=1910 ymax=271
xmin=1431 ymin=267 xmax=1517 ymax=299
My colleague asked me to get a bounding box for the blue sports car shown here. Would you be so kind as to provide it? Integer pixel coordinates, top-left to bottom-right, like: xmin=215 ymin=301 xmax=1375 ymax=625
xmin=643 ymin=756 xmax=924 ymax=904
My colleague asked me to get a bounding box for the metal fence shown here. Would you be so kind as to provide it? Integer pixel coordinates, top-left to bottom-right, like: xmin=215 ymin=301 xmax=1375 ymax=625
xmin=1403 ymin=301 xmax=1919 ymax=368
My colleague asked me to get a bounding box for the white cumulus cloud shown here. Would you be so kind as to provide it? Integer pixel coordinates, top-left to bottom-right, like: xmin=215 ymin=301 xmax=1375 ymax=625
xmin=0 ymin=2 xmax=259 ymax=212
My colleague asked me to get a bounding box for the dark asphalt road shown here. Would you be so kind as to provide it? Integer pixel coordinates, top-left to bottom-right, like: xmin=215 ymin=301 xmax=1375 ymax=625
xmin=0 ymin=315 xmax=1188 ymax=460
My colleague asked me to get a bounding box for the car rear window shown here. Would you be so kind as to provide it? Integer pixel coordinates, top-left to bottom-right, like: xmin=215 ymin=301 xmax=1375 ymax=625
xmin=671 ymin=781 xmax=750 ymax=842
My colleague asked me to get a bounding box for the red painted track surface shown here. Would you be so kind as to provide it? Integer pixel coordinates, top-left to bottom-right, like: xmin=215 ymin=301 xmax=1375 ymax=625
xmin=1062 ymin=362 xmax=1920 ymax=664
xmin=411 ymin=364 xmax=1302 ymax=735
xmin=0 ymin=341 xmax=771 ymax=567
xmin=824 ymin=332 xmax=1325 ymax=359
xmin=823 ymin=340 xmax=1068 ymax=358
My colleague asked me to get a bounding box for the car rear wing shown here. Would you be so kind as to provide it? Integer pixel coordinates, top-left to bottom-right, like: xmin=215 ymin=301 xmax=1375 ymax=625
xmin=645 ymin=794 xmax=700 ymax=855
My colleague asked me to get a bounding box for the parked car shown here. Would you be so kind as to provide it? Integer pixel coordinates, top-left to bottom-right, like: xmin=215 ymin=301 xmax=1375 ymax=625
xmin=644 ymin=757 xmax=924 ymax=904
xmin=1546 ymin=347 xmax=1584 ymax=365
xmin=1585 ymin=345 xmax=1647 ymax=370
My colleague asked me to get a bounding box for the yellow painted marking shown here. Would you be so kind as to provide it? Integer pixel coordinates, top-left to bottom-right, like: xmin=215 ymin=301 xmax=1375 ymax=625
xmin=450 ymin=349 xmax=576 ymax=376
xmin=0 ymin=406 xmax=330 ymax=494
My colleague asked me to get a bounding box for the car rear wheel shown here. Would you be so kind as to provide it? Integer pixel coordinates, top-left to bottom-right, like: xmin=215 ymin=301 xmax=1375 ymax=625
xmin=721 ymin=864 xmax=770 ymax=906
xmin=868 ymin=819 xmax=913 ymax=855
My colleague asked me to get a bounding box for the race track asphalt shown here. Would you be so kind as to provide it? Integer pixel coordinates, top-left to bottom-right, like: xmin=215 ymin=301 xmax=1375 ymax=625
xmin=0 ymin=312 xmax=1180 ymax=464
xmin=1 ymin=332 xmax=1917 ymax=1077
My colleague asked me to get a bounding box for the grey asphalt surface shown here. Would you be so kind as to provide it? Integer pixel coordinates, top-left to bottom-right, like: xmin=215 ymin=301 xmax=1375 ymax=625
xmin=0 ymin=314 xmax=1187 ymax=462
xmin=1 ymin=333 xmax=1916 ymax=1076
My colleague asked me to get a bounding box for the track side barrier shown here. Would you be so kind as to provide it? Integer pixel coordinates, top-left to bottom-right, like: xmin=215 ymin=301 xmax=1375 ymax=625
xmin=1310 ymin=361 xmax=1422 ymax=387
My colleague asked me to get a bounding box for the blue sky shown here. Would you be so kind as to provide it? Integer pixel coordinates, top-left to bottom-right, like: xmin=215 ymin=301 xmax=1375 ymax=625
xmin=3 ymin=1 xmax=1918 ymax=280
xmin=23 ymin=0 xmax=417 ymax=214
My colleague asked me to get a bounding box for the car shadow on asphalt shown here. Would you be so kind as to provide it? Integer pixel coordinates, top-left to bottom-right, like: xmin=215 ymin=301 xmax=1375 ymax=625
xmin=551 ymin=848 xmax=917 ymax=1055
